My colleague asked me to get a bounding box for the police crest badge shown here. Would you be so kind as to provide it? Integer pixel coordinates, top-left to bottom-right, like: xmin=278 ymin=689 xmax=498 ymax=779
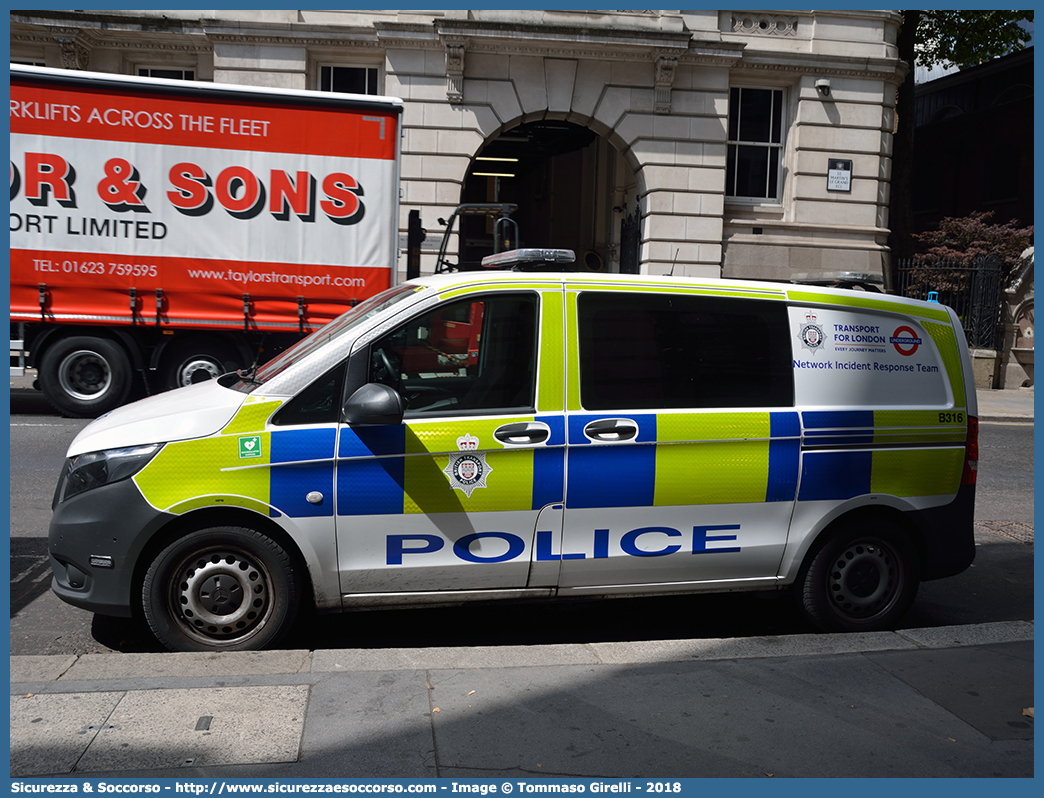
xmin=444 ymin=433 xmax=491 ymax=497
xmin=798 ymin=310 xmax=825 ymax=354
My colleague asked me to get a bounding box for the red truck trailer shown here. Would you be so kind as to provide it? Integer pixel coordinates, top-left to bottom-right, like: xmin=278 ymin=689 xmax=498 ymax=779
xmin=10 ymin=65 xmax=402 ymax=417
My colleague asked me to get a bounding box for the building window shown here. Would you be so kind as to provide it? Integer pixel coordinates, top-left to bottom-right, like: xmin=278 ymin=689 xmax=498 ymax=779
xmin=138 ymin=67 xmax=195 ymax=81
xmin=726 ymin=87 xmax=784 ymax=202
xmin=319 ymin=64 xmax=379 ymax=95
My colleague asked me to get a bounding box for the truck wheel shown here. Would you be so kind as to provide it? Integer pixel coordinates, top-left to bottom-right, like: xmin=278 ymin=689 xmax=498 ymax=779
xmin=143 ymin=526 xmax=300 ymax=652
xmin=163 ymin=338 xmax=239 ymax=390
xmin=798 ymin=519 xmax=920 ymax=633
xmin=38 ymin=335 xmax=133 ymax=418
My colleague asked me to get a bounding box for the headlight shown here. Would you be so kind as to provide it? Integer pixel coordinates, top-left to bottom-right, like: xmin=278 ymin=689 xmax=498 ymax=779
xmin=59 ymin=443 xmax=163 ymax=503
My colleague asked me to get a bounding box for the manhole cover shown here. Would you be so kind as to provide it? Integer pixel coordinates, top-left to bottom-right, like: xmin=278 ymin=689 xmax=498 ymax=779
xmin=975 ymin=521 xmax=1034 ymax=545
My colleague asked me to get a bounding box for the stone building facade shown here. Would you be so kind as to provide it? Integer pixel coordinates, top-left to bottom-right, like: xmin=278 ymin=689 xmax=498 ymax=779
xmin=11 ymin=9 xmax=906 ymax=282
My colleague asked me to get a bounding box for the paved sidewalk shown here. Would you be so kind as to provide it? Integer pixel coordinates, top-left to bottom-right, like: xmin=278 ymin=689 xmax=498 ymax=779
xmin=10 ymin=621 xmax=1034 ymax=779
xmin=976 ymin=386 xmax=1034 ymax=422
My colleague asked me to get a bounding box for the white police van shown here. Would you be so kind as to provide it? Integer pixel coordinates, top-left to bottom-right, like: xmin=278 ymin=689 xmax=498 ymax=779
xmin=49 ymin=249 xmax=978 ymax=651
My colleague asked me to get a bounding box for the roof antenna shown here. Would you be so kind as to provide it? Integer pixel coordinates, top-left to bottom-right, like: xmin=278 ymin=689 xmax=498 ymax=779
xmin=667 ymin=247 xmax=679 ymax=277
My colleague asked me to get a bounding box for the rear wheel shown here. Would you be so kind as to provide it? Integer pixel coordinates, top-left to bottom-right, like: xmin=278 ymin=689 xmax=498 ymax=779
xmin=142 ymin=526 xmax=300 ymax=652
xmin=799 ymin=518 xmax=920 ymax=632
xmin=38 ymin=335 xmax=133 ymax=418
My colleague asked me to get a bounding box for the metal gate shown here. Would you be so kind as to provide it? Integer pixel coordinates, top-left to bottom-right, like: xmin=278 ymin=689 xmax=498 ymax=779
xmin=619 ymin=208 xmax=640 ymax=275
xmin=895 ymin=255 xmax=1005 ymax=350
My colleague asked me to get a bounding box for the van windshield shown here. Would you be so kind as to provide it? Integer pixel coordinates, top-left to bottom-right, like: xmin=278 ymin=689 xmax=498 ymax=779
xmin=227 ymin=283 xmax=424 ymax=393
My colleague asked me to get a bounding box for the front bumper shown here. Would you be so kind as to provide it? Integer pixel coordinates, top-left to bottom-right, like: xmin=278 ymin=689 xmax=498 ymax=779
xmin=49 ymin=477 xmax=174 ymax=617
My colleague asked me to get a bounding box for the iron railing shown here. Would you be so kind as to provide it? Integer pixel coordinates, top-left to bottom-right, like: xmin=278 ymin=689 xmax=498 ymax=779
xmin=895 ymin=255 xmax=1005 ymax=350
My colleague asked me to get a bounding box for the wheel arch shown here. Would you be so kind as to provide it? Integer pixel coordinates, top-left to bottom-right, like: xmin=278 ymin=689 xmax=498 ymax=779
xmin=131 ymin=505 xmax=318 ymax=618
xmin=783 ymin=498 xmax=927 ymax=586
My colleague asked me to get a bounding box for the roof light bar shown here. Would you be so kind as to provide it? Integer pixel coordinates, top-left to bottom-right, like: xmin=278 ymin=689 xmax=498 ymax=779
xmin=481 ymin=248 xmax=576 ymax=270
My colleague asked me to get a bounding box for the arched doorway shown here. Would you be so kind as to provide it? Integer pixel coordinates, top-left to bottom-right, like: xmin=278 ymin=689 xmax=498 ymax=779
xmin=455 ymin=120 xmax=638 ymax=273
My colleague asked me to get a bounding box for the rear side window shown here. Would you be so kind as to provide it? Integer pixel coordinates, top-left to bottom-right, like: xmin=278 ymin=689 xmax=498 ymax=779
xmin=578 ymin=292 xmax=793 ymax=410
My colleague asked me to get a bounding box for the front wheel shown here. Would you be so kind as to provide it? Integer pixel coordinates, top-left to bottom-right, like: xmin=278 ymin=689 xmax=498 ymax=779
xmin=142 ymin=526 xmax=301 ymax=652
xmin=798 ymin=519 xmax=920 ymax=632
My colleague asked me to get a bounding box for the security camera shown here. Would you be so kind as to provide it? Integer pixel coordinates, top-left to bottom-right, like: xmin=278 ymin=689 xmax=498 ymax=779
xmin=815 ymin=79 xmax=831 ymax=98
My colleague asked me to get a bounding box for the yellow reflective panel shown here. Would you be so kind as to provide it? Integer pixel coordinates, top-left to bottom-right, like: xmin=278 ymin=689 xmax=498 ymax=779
xmin=135 ymin=435 xmax=271 ymax=512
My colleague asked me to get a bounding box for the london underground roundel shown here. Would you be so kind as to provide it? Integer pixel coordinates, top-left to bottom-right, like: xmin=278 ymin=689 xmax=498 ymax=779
xmin=891 ymin=325 xmax=922 ymax=356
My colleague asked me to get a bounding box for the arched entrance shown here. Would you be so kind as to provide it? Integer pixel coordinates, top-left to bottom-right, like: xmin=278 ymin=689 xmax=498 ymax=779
xmin=455 ymin=120 xmax=639 ymax=273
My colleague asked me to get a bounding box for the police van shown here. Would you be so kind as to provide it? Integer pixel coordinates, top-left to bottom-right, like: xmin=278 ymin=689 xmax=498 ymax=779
xmin=48 ymin=250 xmax=978 ymax=651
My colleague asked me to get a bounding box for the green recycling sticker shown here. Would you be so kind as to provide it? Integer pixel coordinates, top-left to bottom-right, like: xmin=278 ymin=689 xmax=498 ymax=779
xmin=239 ymin=435 xmax=262 ymax=459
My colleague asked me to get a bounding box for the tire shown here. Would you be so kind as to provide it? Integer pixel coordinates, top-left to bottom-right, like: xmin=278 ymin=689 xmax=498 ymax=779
xmin=798 ymin=518 xmax=920 ymax=633
xmin=162 ymin=337 xmax=240 ymax=390
xmin=142 ymin=526 xmax=301 ymax=652
xmin=38 ymin=335 xmax=133 ymax=418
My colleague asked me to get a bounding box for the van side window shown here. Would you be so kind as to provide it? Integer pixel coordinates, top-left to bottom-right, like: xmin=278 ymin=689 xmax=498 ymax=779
xmin=271 ymin=360 xmax=347 ymax=426
xmin=369 ymin=293 xmax=537 ymax=414
xmin=578 ymin=292 xmax=793 ymax=409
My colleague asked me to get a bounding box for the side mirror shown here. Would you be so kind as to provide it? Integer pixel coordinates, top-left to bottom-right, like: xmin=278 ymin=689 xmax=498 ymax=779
xmin=341 ymin=382 xmax=404 ymax=426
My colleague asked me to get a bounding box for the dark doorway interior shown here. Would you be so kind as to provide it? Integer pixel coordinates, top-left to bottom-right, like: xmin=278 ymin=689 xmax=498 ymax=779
xmin=456 ymin=121 xmax=599 ymax=270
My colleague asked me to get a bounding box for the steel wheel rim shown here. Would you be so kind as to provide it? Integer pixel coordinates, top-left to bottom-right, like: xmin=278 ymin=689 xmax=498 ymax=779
xmin=169 ymin=546 xmax=274 ymax=645
xmin=58 ymin=349 xmax=112 ymax=400
xmin=177 ymin=357 xmax=223 ymax=386
xmin=827 ymin=538 xmax=903 ymax=621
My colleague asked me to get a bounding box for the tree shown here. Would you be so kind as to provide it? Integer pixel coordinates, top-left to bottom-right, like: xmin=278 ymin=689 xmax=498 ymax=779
xmin=912 ymin=211 xmax=1033 ymax=275
xmin=889 ymin=11 xmax=1033 ymax=278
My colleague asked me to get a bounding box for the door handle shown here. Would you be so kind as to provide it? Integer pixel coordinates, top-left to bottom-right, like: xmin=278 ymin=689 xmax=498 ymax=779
xmin=494 ymin=421 xmax=550 ymax=446
xmin=583 ymin=418 xmax=638 ymax=442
